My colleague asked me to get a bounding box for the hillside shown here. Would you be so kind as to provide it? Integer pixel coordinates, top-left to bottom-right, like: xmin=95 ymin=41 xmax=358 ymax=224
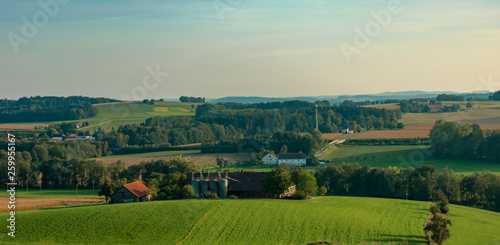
xmin=0 ymin=196 xmax=498 ymax=244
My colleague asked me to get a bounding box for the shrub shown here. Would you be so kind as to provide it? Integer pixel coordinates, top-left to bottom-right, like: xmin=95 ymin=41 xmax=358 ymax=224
xmin=204 ymin=191 xmax=219 ymax=199
xmin=291 ymin=191 xmax=307 ymax=200
xmin=228 ymin=195 xmax=238 ymax=199
xmin=430 ymin=205 xmax=440 ymax=215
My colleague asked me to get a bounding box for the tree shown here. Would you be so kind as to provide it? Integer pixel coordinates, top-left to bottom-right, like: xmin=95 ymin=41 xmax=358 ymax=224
xmin=99 ymin=180 xmax=113 ymax=203
xmin=261 ymin=167 xmax=291 ymax=198
xmin=280 ymin=145 xmax=288 ymax=153
xmin=424 ymin=214 xmax=452 ymax=245
xmin=291 ymin=168 xmax=318 ymax=197
xmin=216 ymin=156 xmax=229 ymax=167
xmin=466 ymin=102 xmax=472 ymax=109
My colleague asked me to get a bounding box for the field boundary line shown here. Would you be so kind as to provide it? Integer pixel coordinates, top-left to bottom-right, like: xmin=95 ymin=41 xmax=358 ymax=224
xmin=176 ymin=203 xmax=219 ymax=245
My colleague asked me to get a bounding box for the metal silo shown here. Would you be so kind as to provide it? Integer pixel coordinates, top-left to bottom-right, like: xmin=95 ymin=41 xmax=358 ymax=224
xmin=192 ymin=178 xmax=201 ymax=197
xmin=210 ymin=178 xmax=219 ymax=197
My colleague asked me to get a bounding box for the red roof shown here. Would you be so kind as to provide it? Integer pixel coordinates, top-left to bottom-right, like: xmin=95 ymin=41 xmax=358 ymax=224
xmin=73 ymin=122 xmax=82 ymax=126
xmin=426 ymin=105 xmax=443 ymax=110
xmin=122 ymin=181 xmax=151 ymax=197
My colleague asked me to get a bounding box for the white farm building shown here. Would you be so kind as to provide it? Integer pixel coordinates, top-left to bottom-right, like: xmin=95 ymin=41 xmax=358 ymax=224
xmin=262 ymin=153 xmax=307 ymax=166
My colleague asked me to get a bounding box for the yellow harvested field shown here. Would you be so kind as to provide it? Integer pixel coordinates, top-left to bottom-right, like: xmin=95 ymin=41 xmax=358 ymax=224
xmin=0 ymin=197 xmax=103 ymax=212
xmin=97 ymin=153 xmax=252 ymax=167
xmin=351 ymin=130 xmax=430 ymax=139
xmin=0 ymin=124 xmax=48 ymax=130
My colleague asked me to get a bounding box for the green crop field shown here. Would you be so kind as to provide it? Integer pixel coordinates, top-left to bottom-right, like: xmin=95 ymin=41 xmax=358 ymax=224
xmin=0 ymin=189 xmax=99 ymax=198
xmin=1 ymin=196 xmax=499 ymax=244
xmin=318 ymin=145 xmax=500 ymax=175
xmin=0 ymin=102 xmax=198 ymax=132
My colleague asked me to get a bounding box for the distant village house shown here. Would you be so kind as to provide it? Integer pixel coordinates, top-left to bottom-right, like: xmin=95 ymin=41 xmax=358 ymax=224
xmin=424 ymin=104 xmax=444 ymax=112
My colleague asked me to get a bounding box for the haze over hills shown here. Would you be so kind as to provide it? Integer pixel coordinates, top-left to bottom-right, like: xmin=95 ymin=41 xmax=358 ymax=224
xmin=203 ymin=91 xmax=493 ymax=104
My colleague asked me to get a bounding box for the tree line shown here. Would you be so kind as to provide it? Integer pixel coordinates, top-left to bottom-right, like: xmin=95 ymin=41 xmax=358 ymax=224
xmin=179 ymin=96 xmax=205 ymax=103
xmin=430 ymin=120 xmax=500 ymax=162
xmin=0 ymin=96 xmax=118 ymax=107
xmin=314 ymin=163 xmax=500 ymax=212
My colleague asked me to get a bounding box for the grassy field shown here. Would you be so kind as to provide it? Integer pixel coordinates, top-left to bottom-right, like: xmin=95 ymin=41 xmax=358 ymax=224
xmin=318 ymin=145 xmax=500 ymax=175
xmin=0 ymin=189 xmax=99 ymax=198
xmin=0 ymin=102 xmax=198 ymax=132
xmin=446 ymin=204 xmax=500 ymax=245
xmin=1 ymin=196 xmax=499 ymax=244
xmin=0 ymin=197 xmax=430 ymax=244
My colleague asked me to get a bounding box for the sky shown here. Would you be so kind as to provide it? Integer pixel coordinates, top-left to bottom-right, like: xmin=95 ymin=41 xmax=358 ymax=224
xmin=1 ymin=0 xmax=499 ymax=100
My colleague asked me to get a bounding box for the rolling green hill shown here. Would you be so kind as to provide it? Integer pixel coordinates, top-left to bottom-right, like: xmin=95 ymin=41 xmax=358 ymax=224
xmin=1 ymin=196 xmax=499 ymax=244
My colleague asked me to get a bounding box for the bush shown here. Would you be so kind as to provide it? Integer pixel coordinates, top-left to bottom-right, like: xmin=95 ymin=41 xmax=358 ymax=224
xmin=291 ymin=191 xmax=307 ymax=200
xmin=430 ymin=205 xmax=440 ymax=215
xmin=228 ymin=195 xmax=238 ymax=199
xmin=204 ymin=191 xmax=219 ymax=199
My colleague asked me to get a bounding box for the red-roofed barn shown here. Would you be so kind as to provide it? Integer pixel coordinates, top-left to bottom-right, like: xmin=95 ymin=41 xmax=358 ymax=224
xmin=110 ymin=181 xmax=152 ymax=204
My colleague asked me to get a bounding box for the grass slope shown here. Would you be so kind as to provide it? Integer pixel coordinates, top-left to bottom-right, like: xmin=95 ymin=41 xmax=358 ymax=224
xmin=0 ymin=197 xmax=429 ymax=245
xmin=0 ymin=200 xmax=217 ymax=244
xmin=1 ymin=197 xmax=499 ymax=244
xmin=184 ymin=197 xmax=429 ymax=245
xmin=447 ymin=204 xmax=500 ymax=245
xmin=318 ymin=145 xmax=500 ymax=175
xmin=0 ymin=102 xmax=197 ymax=132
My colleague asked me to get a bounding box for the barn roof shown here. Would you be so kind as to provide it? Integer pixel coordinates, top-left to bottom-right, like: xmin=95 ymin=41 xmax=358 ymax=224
xmin=122 ymin=181 xmax=151 ymax=197
xmin=277 ymin=153 xmax=306 ymax=160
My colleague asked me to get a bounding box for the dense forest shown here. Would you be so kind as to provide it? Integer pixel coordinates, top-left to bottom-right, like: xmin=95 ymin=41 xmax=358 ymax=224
xmin=0 ymin=96 xmax=119 ymax=107
xmin=0 ymin=105 xmax=98 ymax=123
xmin=0 ymin=96 xmax=118 ymax=123
xmin=196 ymin=100 xmax=402 ymax=133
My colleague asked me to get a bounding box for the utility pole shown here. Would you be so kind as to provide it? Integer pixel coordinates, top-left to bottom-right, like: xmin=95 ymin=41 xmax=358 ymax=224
xmin=315 ymin=104 xmax=319 ymax=130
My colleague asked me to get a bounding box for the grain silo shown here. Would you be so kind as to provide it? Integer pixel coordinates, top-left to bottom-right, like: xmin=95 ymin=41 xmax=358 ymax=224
xmin=210 ymin=175 xmax=219 ymax=197
xmin=200 ymin=172 xmax=209 ymax=197
xmin=191 ymin=172 xmax=201 ymax=197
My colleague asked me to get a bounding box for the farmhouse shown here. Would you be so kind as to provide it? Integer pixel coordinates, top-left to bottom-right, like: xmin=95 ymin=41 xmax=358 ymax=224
xmin=190 ymin=171 xmax=293 ymax=198
xmin=73 ymin=122 xmax=83 ymax=128
xmin=110 ymin=181 xmax=152 ymax=204
xmin=424 ymin=104 xmax=444 ymax=112
xmin=262 ymin=153 xmax=306 ymax=166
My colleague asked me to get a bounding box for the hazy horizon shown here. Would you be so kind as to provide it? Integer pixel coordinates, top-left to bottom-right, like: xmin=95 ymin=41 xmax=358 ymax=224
xmin=1 ymin=0 xmax=499 ymax=100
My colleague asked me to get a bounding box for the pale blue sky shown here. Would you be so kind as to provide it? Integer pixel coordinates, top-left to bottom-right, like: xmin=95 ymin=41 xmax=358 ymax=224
xmin=1 ymin=0 xmax=499 ymax=99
